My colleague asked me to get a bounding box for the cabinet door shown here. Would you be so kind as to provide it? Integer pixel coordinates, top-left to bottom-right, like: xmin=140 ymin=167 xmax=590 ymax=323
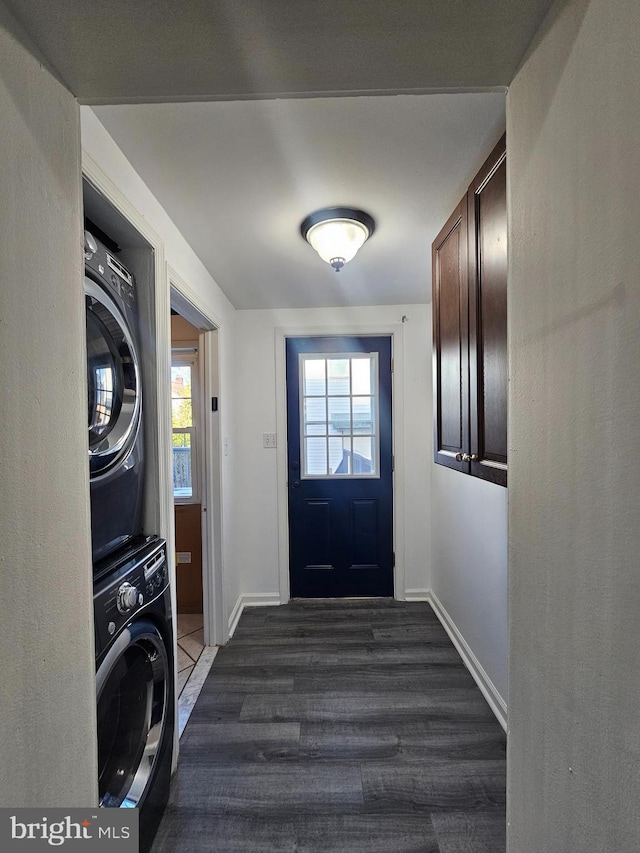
xmin=468 ymin=134 xmax=508 ymax=486
xmin=432 ymin=197 xmax=469 ymax=473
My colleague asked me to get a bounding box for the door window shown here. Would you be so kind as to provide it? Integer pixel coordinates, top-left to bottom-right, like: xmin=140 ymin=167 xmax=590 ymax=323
xmin=300 ymin=353 xmax=379 ymax=477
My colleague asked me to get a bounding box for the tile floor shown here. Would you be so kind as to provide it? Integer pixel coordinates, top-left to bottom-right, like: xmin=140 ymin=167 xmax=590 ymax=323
xmin=176 ymin=613 xmax=206 ymax=693
xmin=176 ymin=613 xmax=218 ymax=737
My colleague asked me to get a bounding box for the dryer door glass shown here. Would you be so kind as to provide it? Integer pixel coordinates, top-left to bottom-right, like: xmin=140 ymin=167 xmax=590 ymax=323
xmin=87 ymin=308 xmax=123 ymax=438
xmin=86 ymin=279 xmax=141 ymax=477
xmin=97 ymin=621 xmax=170 ymax=809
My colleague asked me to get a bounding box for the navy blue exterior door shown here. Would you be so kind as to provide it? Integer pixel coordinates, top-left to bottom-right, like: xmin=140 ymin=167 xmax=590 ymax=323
xmin=286 ymin=336 xmax=394 ymax=598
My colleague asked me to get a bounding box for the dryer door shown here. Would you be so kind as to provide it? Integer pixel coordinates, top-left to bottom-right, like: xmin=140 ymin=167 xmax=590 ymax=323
xmin=86 ymin=277 xmax=142 ymax=478
xmin=96 ymin=619 xmax=171 ymax=809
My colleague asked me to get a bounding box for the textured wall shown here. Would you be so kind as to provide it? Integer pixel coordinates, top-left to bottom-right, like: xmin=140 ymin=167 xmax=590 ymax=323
xmin=507 ymin=0 xmax=640 ymax=847
xmin=0 ymin=4 xmax=97 ymax=805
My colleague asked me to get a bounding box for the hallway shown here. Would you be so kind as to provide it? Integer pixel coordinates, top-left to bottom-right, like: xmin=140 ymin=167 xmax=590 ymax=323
xmin=153 ymin=599 xmax=506 ymax=852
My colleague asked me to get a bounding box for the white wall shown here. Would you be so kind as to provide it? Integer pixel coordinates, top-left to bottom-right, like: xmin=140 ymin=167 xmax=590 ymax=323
xmin=80 ymin=108 xmax=241 ymax=632
xmin=507 ymin=0 xmax=640 ymax=848
xmin=0 ymin=4 xmax=97 ymax=805
xmin=234 ymin=304 xmax=432 ymax=604
xmin=430 ymin=466 xmax=508 ymax=706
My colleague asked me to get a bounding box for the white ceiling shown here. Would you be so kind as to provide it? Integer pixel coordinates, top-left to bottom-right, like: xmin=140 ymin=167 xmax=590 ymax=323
xmin=5 ymin=0 xmax=550 ymax=309
xmin=6 ymin=1 xmax=554 ymax=103
xmin=94 ymin=93 xmax=505 ymax=309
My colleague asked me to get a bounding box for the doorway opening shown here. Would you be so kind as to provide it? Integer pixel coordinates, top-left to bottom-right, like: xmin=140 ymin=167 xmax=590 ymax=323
xmin=169 ymin=278 xmax=223 ymax=700
xmin=171 ymin=315 xmax=203 ymax=599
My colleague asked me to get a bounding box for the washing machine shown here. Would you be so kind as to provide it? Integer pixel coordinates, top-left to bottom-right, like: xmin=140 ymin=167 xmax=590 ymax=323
xmin=84 ymin=229 xmax=145 ymax=564
xmin=94 ymin=535 xmax=174 ymax=853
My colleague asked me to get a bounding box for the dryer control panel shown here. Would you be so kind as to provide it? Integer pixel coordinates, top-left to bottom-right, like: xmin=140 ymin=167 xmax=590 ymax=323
xmin=84 ymin=229 xmax=136 ymax=307
xmin=106 ymin=252 xmax=135 ymax=306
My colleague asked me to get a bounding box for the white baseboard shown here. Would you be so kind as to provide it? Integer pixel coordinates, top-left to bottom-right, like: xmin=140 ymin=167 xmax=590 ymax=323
xmin=227 ymin=592 xmax=282 ymax=639
xmin=427 ymin=589 xmax=508 ymax=732
xmin=227 ymin=595 xmax=244 ymax=639
xmin=404 ymin=588 xmax=431 ymax=601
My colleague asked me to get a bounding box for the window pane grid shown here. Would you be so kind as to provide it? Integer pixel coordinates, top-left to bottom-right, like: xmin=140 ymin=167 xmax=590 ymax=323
xmin=171 ymin=357 xmax=199 ymax=502
xmin=301 ymin=353 xmax=378 ymax=478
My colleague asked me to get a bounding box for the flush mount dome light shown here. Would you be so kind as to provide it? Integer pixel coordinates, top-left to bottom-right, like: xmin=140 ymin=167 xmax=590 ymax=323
xmin=300 ymin=207 xmax=375 ymax=272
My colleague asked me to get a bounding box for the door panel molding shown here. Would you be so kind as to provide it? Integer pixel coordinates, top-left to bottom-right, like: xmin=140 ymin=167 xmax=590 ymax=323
xmin=274 ymin=323 xmax=405 ymax=603
xmin=432 ymin=198 xmax=469 ymax=472
xmin=349 ymin=498 xmax=380 ymax=569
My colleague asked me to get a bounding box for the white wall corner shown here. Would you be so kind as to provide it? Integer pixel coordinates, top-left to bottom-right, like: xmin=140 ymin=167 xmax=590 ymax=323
xmin=227 ymin=593 xmax=282 ymax=639
xmin=428 ymin=590 xmax=508 ymax=731
xmin=405 ymin=588 xmax=431 ymax=601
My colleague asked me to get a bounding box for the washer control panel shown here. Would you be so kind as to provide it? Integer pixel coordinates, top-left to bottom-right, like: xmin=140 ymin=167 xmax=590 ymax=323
xmin=94 ymin=539 xmax=168 ymax=655
xmin=143 ymin=548 xmax=167 ymax=596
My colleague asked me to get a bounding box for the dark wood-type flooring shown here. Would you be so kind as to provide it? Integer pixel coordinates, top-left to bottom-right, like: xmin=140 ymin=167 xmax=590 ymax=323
xmin=152 ymin=599 xmax=506 ymax=853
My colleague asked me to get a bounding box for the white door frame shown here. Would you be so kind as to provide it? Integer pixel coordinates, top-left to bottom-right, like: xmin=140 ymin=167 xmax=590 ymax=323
xmin=274 ymin=323 xmax=406 ymax=603
xmin=169 ymin=266 xmax=226 ymax=648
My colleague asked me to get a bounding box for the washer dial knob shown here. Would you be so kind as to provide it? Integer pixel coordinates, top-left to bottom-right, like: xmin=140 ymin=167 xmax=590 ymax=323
xmin=116 ymin=582 xmax=139 ymax=614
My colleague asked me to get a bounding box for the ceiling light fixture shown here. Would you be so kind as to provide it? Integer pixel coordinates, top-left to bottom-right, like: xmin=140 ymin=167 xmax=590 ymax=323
xmin=300 ymin=207 xmax=375 ymax=272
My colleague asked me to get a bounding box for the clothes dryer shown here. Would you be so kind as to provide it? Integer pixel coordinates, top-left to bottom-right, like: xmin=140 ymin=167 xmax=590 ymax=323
xmin=94 ymin=536 xmax=174 ymax=853
xmin=85 ymin=230 xmax=144 ymax=564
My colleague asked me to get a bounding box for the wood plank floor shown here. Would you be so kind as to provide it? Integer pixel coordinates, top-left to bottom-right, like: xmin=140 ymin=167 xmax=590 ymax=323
xmin=152 ymin=599 xmax=506 ymax=853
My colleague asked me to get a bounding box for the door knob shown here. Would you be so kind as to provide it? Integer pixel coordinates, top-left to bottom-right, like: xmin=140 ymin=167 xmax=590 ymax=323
xmin=455 ymin=453 xmax=479 ymax=463
xmin=291 ymin=480 xmax=300 ymax=489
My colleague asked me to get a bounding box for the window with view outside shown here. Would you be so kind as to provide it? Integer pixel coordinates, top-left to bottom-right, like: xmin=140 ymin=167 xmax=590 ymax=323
xmin=301 ymin=353 xmax=378 ymax=477
xmin=171 ymin=363 xmax=195 ymax=499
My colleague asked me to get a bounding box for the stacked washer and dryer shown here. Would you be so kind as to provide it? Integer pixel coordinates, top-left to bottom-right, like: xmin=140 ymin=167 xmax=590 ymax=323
xmin=84 ymin=229 xmax=174 ymax=853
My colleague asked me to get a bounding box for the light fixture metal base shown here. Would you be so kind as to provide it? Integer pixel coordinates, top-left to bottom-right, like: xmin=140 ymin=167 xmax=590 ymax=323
xmin=300 ymin=207 xmax=376 ymax=239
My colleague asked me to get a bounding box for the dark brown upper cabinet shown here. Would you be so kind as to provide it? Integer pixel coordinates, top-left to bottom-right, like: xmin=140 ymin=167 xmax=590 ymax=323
xmin=432 ymin=134 xmax=507 ymax=487
xmin=432 ymin=197 xmax=470 ymax=475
